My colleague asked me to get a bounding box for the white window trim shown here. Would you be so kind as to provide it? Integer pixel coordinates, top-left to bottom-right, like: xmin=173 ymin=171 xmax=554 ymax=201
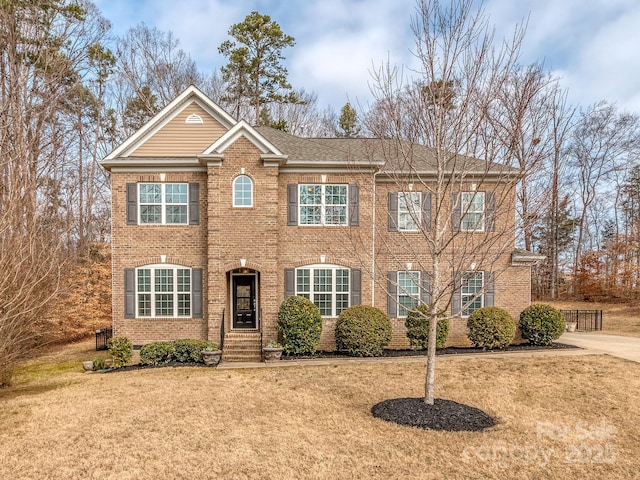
xmin=135 ymin=264 xmax=192 ymax=318
xmin=294 ymin=264 xmax=350 ymax=317
xmin=232 ymin=175 xmax=254 ymax=208
xmin=397 ymin=271 xmax=421 ymax=318
xmin=461 ymin=271 xmax=484 ymax=317
xmin=298 ymin=184 xmax=349 ymax=226
xmin=138 ymin=183 xmax=189 ymax=225
xmin=398 ymin=192 xmax=422 ymax=232
xmin=460 ymin=191 xmax=485 ymax=232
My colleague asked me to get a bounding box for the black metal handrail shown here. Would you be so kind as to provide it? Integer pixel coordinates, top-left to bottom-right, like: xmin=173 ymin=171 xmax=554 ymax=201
xmin=220 ymin=308 xmax=225 ymax=350
xmin=95 ymin=327 xmax=113 ymax=351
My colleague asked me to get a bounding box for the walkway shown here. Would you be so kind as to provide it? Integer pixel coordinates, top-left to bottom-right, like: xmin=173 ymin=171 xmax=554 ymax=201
xmin=559 ymin=332 xmax=640 ymax=363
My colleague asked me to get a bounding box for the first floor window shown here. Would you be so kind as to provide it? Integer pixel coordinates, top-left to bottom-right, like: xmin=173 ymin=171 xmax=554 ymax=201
xmin=136 ymin=266 xmax=192 ymax=317
xmin=397 ymin=271 xmax=420 ymax=317
xmin=299 ymin=184 xmax=348 ymax=225
xmin=295 ymin=265 xmax=350 ymax=316
xmin=461 ymin=271 xmax=483 ymax=316
xmin=139 ymin=183 xmax=188 ymax=224
xmin=460 ymin=191 xmax=485 ymax=232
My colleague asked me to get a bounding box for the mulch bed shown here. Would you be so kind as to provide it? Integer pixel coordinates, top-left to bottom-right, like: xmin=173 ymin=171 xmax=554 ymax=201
xmin=281 ymin=341 xmax=579 ymax=360
xmin=371 ymin=397 xmax=495 ymax=431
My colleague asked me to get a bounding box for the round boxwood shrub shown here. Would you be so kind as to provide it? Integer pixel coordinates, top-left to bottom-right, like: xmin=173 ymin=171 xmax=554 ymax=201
xmin=277 ymin=296 xmax=323 ymax=355
xmin=519 ymin=304 xmax=566 ymax=346
xmin=335 ymin=305 xmax=392 ymax=357
xmin=405 ymin=304 xmax=449 ymax=350
xmin=467 ymin=307 xmax=515 ymax=350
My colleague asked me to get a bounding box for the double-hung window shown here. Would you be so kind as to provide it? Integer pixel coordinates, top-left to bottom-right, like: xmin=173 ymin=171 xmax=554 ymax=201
xmin=136 ymin=266 xmax=192 ymax=317
xmin=299 ymin=184 xmax=348 ymax=225
xmin=460 ymin=192 xmax=485 ymax=232
xmin=139 ymin=183 xmax=188 ymax=224
xmin=397 ymin=271 xmax=420 ymax=316
xmin=295 ymin=265 xmax=350 ymax=316
xmin=461 ymin=271 xmax=483 ymax=316
xmin=398 ymin=192 xmax=422 ymax=231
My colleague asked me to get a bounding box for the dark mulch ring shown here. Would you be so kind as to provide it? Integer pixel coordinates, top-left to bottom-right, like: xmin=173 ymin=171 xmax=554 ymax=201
xmin=371 ymin=397 xmax=495 ymax=432
xmin=282 ymin=341 xmax=578 ymax=360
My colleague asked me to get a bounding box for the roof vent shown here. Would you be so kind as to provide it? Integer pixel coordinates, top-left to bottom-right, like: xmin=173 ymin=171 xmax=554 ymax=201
xmin=185 ymin=113 xmax=203 ymax=124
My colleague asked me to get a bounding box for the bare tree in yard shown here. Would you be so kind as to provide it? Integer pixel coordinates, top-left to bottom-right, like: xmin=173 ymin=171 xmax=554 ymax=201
xmin=353 ymin=0 xmax=550 ymax=405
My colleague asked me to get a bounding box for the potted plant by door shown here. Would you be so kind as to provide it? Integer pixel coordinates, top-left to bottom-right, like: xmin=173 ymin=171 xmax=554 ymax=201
xmin=201 ymin=343 xmax=222 ymax=366
xmin=263 ymin=340 xmax=284 ymax=362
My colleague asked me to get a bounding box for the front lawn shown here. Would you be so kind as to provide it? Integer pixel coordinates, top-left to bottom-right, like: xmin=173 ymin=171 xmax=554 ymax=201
xmin=0 ymin=341 xmax=638 ymax=479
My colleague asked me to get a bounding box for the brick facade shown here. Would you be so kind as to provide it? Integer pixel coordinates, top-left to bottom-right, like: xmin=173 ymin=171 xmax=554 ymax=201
xmin=103 ymin=86 xmax=537 ymax=352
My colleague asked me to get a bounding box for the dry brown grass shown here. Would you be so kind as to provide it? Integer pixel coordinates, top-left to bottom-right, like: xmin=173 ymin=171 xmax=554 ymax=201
xmin=546 ymin=300 xmax=640 ymax=337
xmin=1 ymin=341 xmax=639 ymax=480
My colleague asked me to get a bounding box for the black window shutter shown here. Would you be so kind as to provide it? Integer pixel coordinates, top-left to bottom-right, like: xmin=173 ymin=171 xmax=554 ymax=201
xmin=124 ymin=269 xmax=135 ymax=318
xmin=388 ymin=192 xmax=398 ymax=231
xmin=451 ymin=271 xmax=461 ymax=317
xmin=484 ymin=271 xmax=495 ymax=307
xmin=451 ymin=192 xmax=460 ymax=232
xmin=126 ymin=184 xmax=137 ymax=225
xmin=349 ymin=184 xmax=359 ymax=226
xmin=421 ymin=271 xmax=432 ymax=305
xmin=189 ymin=183 xmax=200 ymax=225
xmin=422 ymin=193 xmax=432 ymax=231
xmin=284 ymin=269 xmax=295 ymax=297
xmin=387 ymin=271 xmax=398 ymax=317
xmin=485 ymin=191 xmax=496 ymax=232
xmin=350 ymin=269 xmax=361 ymax=305
xmin=287 ymin=184 xmax=298 ymax=226
xmin=192 ymin=268 xmax=203 ymax=318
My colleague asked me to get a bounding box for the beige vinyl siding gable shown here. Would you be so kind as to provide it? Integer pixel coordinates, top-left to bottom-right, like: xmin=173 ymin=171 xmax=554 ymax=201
xmin=131 ymin=103 xmax=228 ymax=157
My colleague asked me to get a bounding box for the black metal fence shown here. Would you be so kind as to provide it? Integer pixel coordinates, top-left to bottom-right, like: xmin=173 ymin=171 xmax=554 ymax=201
xmin=95 ymin=327 xmax=113 ymax=351
xmin=560 ymin=310 xmax=603 ymax=331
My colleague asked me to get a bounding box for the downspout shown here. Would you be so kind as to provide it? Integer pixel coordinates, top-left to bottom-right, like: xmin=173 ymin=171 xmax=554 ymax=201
xmin=371 ymin=168 xmax=381 ymax=306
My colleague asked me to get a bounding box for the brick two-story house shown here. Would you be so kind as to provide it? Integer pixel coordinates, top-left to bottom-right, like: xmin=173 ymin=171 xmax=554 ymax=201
xmin=101 ymin=85 xmax=539 ymax=361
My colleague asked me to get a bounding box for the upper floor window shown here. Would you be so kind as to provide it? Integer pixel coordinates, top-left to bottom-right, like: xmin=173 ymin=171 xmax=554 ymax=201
xmin=233 ymin=175 xmax=253 ymax=207
xmin=398 ymin=192 xmax=422 ymax=231
xmin=136 ymin=265 xmax=192 ymax=318
xmin=295 ymin=265 xmax=350 ymax=316
xmin=460 ymin=191 xmax=485 ymax=232
xmin=299 ymin=184 xmax=348 ymax=226
xmin=127 ymin=182 xmax=199 ymax=226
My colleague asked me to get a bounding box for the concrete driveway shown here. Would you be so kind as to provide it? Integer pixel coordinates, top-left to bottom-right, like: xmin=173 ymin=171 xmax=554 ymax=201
xmin=560 ymin=332 xmax=640 ymax=363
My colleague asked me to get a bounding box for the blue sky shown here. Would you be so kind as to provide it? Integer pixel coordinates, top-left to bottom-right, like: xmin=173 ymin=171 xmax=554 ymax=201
xmin=94 ymin=0 xmax=640 ymax=113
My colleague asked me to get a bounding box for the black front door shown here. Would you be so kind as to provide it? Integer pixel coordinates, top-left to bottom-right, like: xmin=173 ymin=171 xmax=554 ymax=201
xmin=232 ymin=275 xmax=256 ymax=329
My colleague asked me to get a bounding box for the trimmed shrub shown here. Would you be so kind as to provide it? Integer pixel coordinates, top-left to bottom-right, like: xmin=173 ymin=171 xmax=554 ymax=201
xmin=277 ymin=296 xmax=322 ymax=355
xmin=108 ymin=337 xmax=133 ymax=368
xmin=335 ymin=305 xmax=392 ymax=357
xmin=140 ymin=341 xmax=175 ymax=365
xmin=405 ymin=304 xmax=449 ymax=350
xmin=519 ymin=304 xmax=566 ymax=346
xmin=173 ymin=339 xmax=214 ymax=363
xmin=467 ymin=307 xmax=515 ymax=350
